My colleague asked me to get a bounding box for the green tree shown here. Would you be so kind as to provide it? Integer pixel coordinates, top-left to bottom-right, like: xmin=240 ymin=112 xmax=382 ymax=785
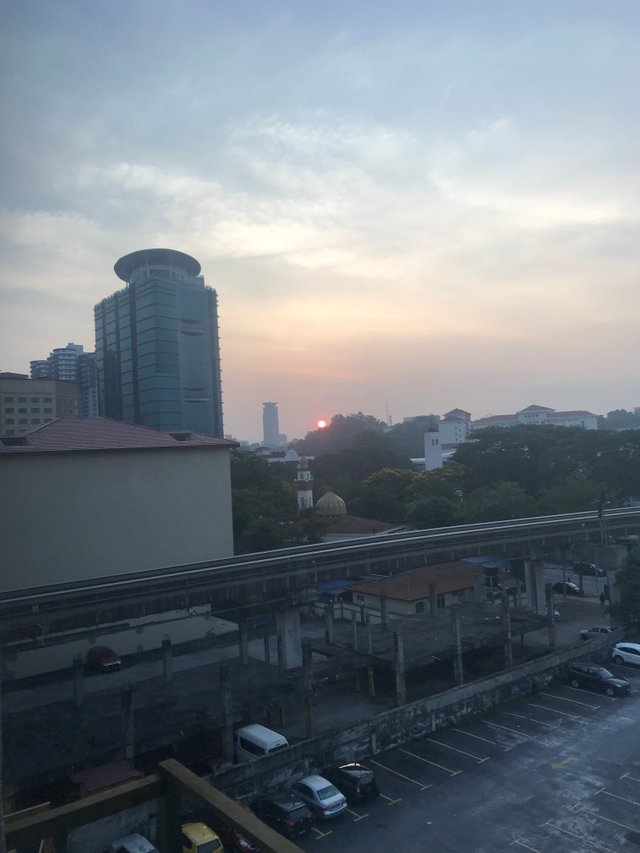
xmin=293 ymin=412 xmax=387 ymax=456
xmin=387 ymin=415 xmax=440 ymax=457
xmin=463 ymin=482 xmax=537 ymax=522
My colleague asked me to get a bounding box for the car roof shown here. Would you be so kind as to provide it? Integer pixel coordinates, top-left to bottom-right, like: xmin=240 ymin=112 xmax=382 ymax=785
xmin=297 ymin=774 xmax=331 ymax=789
xmin=616 ymin=642 xmax=640 ymax=649
xmin=182 ymin=822 xmax=220 ymax=843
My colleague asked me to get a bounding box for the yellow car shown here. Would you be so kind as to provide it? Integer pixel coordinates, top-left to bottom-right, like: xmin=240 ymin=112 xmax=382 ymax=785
xmin=181 ymin=822 xmax=223 ymax=853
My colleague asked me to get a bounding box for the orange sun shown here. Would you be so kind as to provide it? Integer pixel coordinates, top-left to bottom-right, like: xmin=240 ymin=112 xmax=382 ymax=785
xmin=317 ymin=419 xmax=327 ymax=429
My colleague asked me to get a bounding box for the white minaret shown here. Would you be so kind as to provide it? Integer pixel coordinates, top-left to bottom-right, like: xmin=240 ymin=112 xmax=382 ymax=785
xmin=424 ymin=427 xmax=443 ymax=471
xmin=296 ymin=457 xmax=314 ymax=510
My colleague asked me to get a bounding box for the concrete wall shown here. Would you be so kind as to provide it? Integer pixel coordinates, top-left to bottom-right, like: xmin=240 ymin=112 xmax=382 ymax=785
xmin=211 ymin=634 xmax=618 ymax=802
xmin=0 ymin=446 xmax=234 ymax=591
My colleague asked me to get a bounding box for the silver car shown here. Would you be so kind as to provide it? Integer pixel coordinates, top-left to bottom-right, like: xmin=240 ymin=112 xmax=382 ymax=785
xmin=290 ymin=775 xmax=347 ymax=819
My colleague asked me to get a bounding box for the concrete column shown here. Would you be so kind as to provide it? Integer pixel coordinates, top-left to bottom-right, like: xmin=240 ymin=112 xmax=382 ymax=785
xmin=546 ymin=583 xmax=557 ymax=650
xmin=367 ymin=618 xmax=373 ymax=655
xmin=473 ymin=574 xmax=482 ymax=603
xmin=393 ymin=630 xmax=406 ymax=706
xmin=429 ymin=584 xmax=438 ymax=617
xmin=302 ymin=638 xmax=314 ymax=738
xmin=381 ymin=596 xmax=389 ymax=628
xmin=501 ymin=592 xmax=513 ymax=668
xmin=524 ymin=558 xmax=546 ymax=615
xmin=276 ymin=608 xmax=303 ymax=670
xmin=325 ymin=602 xmax=335 ymax=644
xmin=121 ymin=685 xmax=134 ymax=760
xmin=219 ymin=662 xmax=234 ymax=763
xmin=515 ymin=580 xmax=522 ymax=610
xmin=157 ymin=775 xmax=183 ymax=853
xmin=263 ymin=632 xmax=271 ymax=665
xmin=367 ymin=664 xmax=376 ymax=697
xmin=450 ymin=607 xmax=464 ymax=686
xmin=73 ymin=653 xmax=84 ymax=707
xmin=238 ymin=617 xmax=249 ymax=666
xmin=351 ymin=610 xmax=359 ymax=650
xmin=162 ymin=638 xmax=173 ymax=685
xmin=277 ymin=632 xmax=285 ymax=677
xmin=354 ymin=670 xmax=361 ymax=692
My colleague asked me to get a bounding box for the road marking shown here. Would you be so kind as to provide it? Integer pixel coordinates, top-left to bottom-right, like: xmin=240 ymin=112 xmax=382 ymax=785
xmin=510 ymin=840 xmax=540 ymax=851
xmin=551 ymin=757 xmax=573 ymax=769
xmin=399 ymin=747 xmax=461 ymax=776
xmin=311 ymin=826 xmax=332 ymax=838
xmin=346 ymin=807 xmax=368 ymax=821
xmin=540 ymin=691 xmax=600 ymax=709
xmin=451 ymin=727 xmax=497 ymax=746
xmin=379 ymin=792 xmax=402 ymax=805
xmin=544 ymin=820 xmax=616 ymax=851
xmin=582 ymin=807 xmax=640 ymax=833
xmin=426 ymin=737 xmax=490 ymax=762
xmin=598 ymin=789 xmax=640 ymax=808
xmin=528 ymin=702 xmax=580 ymax=720
xmin=483 ymin=720 xmax=531 ymax=738
xmin=507 ymin=711 xmax=558 ymax=729
xmin=621 ymin=771 xmax=640 ymax=783
xmin=371 ymin=759 xmax=432 ymax=790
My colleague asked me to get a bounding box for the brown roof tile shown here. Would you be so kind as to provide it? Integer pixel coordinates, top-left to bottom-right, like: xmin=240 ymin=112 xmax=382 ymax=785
xmin=348 ymin=561 xmax=483 ymax=601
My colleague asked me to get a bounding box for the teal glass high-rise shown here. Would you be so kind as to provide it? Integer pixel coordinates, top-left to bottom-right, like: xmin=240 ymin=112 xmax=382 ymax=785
xmin=95 ymin=248 xmax=223 ymax=437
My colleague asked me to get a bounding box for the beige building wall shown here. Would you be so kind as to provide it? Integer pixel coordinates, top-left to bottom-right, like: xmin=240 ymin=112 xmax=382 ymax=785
xmin=0 ymin=376 xmax=78 ymax=435
xmin=0 ymin=446 xmax=234 ymax=591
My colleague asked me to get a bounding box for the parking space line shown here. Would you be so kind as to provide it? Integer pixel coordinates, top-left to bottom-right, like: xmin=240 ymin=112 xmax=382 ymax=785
xmin=371 ymin=759 xmax=432 ymax=790
xmin=544 ymin=820 xmax=616 ymax=851
xmin=311 ymin=826 xmax=333 ymax=838
xmin=583 ymin=807 xmax=640 ymax=833
xmin=528 ymin=702 xmax=580 ymax=720
xmin=621 ymin=771 xmax=640 ymax=783
xmin=510 ymin=840 xmax=540 ymax=851
xmin=379 ymin=792 xmax=402 ymax=805
xmin=598 ymin=788 xmax=640 ymax=808
xmin=540 ymin=691 xmax=600 ymax=709
xmin=425 ymin=737 xmax=490 ymax=763
xmin=451 ymin=727 xmax=497 ymax=746
xmin=399 ymin=747 xmax=461 ymax=776
xmin=506 ymin=711 xmax=558 ymax=729
xmin=483 ymin=720 xmax=531 ymax=738
xmin=346 ymin=807 xmax=368 ymax=821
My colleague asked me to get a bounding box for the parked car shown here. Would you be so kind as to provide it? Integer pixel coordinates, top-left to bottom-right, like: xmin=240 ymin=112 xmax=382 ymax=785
xmin=181 ymin=821 xmax=223 ymax=853
xmin=87 ymin=645 xmax=122 ymax=672
xmin=580 ymin=625 xmax=613 ymax=641
xmin=104 ymin=834 xmax=158 ymax=853
xmin=567 ymin=663 xmax=630 ymax=696
xmin=207 ymin=802 xmax=261 ymax=853
xmin=323 ymin=762 xmax=379 ymax=805
xmin=290 ymin=775 xmax=348 ymax=819
xmin=553 ymin=581 xmax=581 ymax=596
xmin=611 ymin=642 xmax=640 ymax=666
xmin=253 ymin=792 xmax=314 ymax=839
xmin=574 ymin=561 xmax=605 ymax=576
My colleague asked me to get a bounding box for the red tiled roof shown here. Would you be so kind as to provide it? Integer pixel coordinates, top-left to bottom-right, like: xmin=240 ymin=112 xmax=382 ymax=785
xmin=473 ymin=414 xmax=516 ymax=424
xmin=0 ymin=418 xmax=236 ymax=454
xmin=69 ymin=760 xmax=144 ymax=795
xmin=348 ymin=561 xmax=483 ymax=601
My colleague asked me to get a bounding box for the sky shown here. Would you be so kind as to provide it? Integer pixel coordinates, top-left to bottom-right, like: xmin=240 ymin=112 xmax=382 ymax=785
xmin=1 ymin=1 xmax=639 ymax=443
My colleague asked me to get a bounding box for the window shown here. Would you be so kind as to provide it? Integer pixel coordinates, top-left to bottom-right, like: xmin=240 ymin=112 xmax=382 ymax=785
xmin=415 ymin=602 xmax=425 ymax=613
xmin=31 ymin=418 xmax=40 ymax=425
xmin=18 ymin=418 xmax=27 ymax=424
xmin=4 ymin=407 xmax=13 ymax=413
xmin=18 ymin=408 xmax=26 ymax=414
xmin=4 ymin=429 xmax=14 ymax=435
xmin=44 ymin=408 xmax=52 ymax=414
xmin=43 ymin=397 xmax=52 ymax=402
xmin=30 ymin=407 xmax=39 ymax=413
xmin=18 ymin=397 xmax=26 ymax=402
xmin=5 ymin=418 xmax=14 ymax=425
xmin=30 ymin=397 xmax=39 ymax=402
xmin=4 ymin=396 xmax=13 ymax=402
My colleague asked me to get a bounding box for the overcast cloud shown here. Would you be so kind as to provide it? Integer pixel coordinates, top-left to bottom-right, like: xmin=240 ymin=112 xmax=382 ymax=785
xmin=1 ymin=1 xmax=639 ymax=441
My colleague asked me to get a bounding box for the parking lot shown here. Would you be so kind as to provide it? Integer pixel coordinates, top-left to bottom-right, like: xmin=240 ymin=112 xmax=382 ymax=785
xmin=295 ymin=656 xmax=640 ymax=852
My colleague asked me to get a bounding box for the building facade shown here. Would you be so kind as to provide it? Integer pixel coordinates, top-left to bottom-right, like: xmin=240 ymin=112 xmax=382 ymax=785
xmin=472 ymin=404 xmax=599 ymax=431
xmin=29 ymin=342 xmax=98 ymax=417
xmin=0 ymin=373 xmax=78 ymax=435
xmin=262 ymin=401 xmax=286 ymax=447
xmin=95 ymin=248 xmax=223 ymax=437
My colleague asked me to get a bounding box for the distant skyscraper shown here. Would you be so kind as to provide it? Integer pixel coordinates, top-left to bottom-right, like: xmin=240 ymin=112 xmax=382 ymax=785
xmin=29 ymin=342 xmax=98 ymax=418
xmin=95 ymin=248 xmax=223 ymax=437
xmin=262 ymin=401 xmax=286 ymax=447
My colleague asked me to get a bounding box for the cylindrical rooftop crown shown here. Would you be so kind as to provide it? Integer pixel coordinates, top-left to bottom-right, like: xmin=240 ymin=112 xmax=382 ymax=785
xmin=114 ymin=248 xmax=201 ymax=282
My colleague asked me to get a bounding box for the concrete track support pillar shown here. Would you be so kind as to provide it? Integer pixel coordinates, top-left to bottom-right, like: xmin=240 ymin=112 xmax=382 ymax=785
xmin=451 ymin=607 xmax=464 ymax=687
xmin=351 ymin=611 xmax=359 ymax=650
xmin=276 ymin=608 xmax=303 ymax=671
xmin=502 ymin=593 xmax=513 ymax=668
xmin=220 ymin=662 xmax=234 ymax=763
xmin=393 ymin=630 xmax=406 ymax=706
xmin=367 ymin=664 xmax=376 ymax=697
xmin=239 ymin=617 xmax=249 ymax=666
xmin=325 ymin=602 xmax=335 ymax=644
xmin=73 ymin=653 xmax=84 ymax=707
xmin=263 ymin=633 xmax=271 ymax=665
xmin=381 ymin=596 xmax=389 ymax=629
xmin=162 ymin=637 xmax=173 ymax=685
xmin=302 ymin=638 xmax=314 ymax=738
xmin=546 ymin=583 xmax=557 ymax=650
xmin=121 ymin=685 xmax=135 ymax=760
xmin=429 ymin=584 xmax=438 ymax=618
xmin=524 ymin=558 xmax=546 ymax=615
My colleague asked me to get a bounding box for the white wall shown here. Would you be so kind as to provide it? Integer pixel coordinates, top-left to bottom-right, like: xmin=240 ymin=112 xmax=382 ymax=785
xmin=0 ymin=446 xmax=234 ymax=591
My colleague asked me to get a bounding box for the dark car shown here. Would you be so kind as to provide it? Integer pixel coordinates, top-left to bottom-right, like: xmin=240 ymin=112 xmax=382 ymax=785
xmin=574 ymin=561 xmax=605 ymax=577
xmin=567 ymin=663 xmax=630 ymax=696
xmin=86 ymin=645 xmax=122 ymax=672
xmin=207 ymin=802 xmax=260 ymax=853
xmin=253 ymin=792 xmax=314 ymax=840
xmin=553 ymin=581 xmax=581 ymax=596
xmin=323 ymin=762 xmax=379 ymax=805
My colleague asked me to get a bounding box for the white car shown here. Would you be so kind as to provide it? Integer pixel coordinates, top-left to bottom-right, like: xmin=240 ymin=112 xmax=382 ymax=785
xmin=612 ymin=642 xmax=640 ymax=666
xmin=290 ymin=774 xmax=347 ymax=819
xmin=580 ymin=625 xmax=613 ymax=641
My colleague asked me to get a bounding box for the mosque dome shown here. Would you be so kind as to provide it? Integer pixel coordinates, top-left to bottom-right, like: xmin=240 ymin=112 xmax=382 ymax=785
xmin=315 ymin=491 xmax=347 ymax=518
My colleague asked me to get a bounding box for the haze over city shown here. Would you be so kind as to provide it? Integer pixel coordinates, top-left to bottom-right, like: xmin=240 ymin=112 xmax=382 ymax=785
xmin=1 ymin=1 xmax=639 ymax=442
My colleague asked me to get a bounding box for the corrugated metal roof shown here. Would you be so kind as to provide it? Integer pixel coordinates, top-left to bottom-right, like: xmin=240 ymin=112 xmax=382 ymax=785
xmin=348 ymin=561 xmax=483 ymax=602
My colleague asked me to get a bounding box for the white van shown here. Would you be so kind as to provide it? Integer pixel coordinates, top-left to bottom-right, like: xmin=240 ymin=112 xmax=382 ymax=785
xmin=104 ymin=833 xmax=159 ymax=853
xmin=233 ymin=724 xmax=289 ymax=763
